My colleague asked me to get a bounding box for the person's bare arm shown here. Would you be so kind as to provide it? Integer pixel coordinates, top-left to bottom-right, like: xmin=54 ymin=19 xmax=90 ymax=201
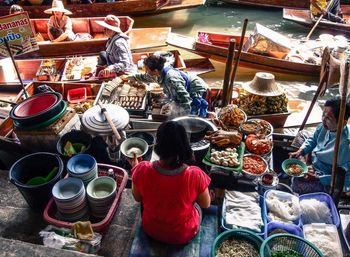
xmin=196 ymin=188 xmax=211 ymax=208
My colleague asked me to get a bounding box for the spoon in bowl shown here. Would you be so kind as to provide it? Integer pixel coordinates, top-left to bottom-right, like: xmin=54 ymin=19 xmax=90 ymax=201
xmin=26 ymin=166 xmax=58 ymax=186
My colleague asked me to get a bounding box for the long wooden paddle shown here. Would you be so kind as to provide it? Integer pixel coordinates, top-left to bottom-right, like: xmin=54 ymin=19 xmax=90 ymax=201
xmin=305 ymin=0 xmax=336 ymax=41
xmin=330 ymin=59 xmax=349 ymax=194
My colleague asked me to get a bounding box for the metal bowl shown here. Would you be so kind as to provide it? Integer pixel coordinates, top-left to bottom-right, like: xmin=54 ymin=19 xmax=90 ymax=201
xmin=242 ymin=154 xmax=268 ymax=180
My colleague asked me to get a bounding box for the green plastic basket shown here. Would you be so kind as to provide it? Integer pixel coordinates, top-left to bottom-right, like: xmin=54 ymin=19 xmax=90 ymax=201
xmin=260 ymin=234 xmax=324 ymax=257
xmin=211 ymin=229 xmax=263 ymax=257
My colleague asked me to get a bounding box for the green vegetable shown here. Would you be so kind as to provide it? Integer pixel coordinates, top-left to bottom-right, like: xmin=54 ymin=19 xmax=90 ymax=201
xmin=271 ymin=250 xmax=303 ymax=257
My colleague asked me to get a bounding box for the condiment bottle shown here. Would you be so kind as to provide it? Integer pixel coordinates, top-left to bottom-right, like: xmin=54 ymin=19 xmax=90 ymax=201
xmin=107 ymin=168 xmax=115 ymax=180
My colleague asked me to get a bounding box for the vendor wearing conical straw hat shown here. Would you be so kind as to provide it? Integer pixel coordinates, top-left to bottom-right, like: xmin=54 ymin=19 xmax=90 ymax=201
xmin=95 ymin=15 xmax=136 ymax=78
xmin=45 ymin=0 xmax=75 ymax=42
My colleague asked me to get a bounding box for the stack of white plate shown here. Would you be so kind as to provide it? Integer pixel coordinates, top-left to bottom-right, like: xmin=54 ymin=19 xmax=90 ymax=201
xmin=87 ymin=176 xmax=117 ymax=218
xmin=67 ymin=154 xmax=98 ymax=186
xmin=52 ymin=177 xmax=89 ymax=222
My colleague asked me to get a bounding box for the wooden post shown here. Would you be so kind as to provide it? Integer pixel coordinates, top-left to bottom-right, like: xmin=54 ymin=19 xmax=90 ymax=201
xmin=4 ymin=39 xmax=28 ymax=99
xmin=222 ymin=39 xmax=236 ymax=107
xmin=227 ymin=19 xmax=248 ymax=104
xmin=330 ymin=59 xmax=350 ymax=194
xmin=298 ymin=72 xmax=328 ymax=131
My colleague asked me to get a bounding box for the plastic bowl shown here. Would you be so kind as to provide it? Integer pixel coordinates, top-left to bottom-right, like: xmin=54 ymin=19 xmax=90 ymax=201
xmin=52 ymin=177 xmax=84 ymax=201
xmin=86 ymin=176 xmax=116 ymax=200
xmin=67 ymin=154 xmax=97 ymax=176
xmin=10 ymin=92 xmax=64 ymax=126
xmin=282 ymin=158 xmax=307 ymax=177
xmin=120 ymin=137 xmax=149 ymax=158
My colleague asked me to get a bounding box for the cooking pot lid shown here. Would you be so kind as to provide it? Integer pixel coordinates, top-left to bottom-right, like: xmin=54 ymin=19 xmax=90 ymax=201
xmin=81 ymin=104 xmax=129 ymax=135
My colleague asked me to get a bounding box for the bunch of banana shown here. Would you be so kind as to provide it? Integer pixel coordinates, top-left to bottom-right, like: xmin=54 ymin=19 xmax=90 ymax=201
xmin=238 ymin=90 xmax=267 ymax=115
xmin=266 ymin=93 xmax=288 ymax=113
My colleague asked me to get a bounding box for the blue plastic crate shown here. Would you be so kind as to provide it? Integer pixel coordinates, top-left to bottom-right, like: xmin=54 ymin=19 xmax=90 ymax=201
xmin=265 ymin=221 xmax=303 ymax=239
xmin=221 ymin=194 xmax=265 ymax=238
xmin=299 ymin=192 xmax=340 ymax=228
xmin=263 ymin=189 xmax=302 ymax=227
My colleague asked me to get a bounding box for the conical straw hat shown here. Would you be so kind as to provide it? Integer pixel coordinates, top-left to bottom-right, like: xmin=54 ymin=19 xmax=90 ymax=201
xmin=44 ymin=0 xmax=72 ymax=15
xmin=242 ymin=72 xmax=283 ymax=97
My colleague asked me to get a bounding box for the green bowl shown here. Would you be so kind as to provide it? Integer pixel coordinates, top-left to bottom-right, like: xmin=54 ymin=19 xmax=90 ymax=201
xmin=282 ymin=158 xmax=308 ymax=177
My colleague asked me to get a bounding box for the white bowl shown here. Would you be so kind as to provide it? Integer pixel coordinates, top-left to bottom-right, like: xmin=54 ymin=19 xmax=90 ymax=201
xmin=120 ymin=137 xmax=149 ymax=158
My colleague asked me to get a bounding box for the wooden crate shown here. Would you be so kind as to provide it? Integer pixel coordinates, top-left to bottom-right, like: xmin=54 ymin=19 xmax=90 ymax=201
xmin=14 ymin=109 xmax=81 ymax=153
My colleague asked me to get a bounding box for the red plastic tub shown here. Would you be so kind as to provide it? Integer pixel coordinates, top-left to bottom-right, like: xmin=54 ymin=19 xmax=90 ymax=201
xmin=67 ymin=88 xmax=87 ymax=104
xmin=43 ymin=164 xmax=128 ymax=233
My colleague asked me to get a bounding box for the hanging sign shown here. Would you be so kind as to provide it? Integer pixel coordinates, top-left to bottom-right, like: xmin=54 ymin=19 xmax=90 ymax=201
xmin=0 ymin=12 xmax=38 ymax=59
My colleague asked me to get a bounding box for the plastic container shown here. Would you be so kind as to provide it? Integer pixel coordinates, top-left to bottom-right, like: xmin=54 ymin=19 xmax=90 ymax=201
xmin=339 ymin=208 xmax=350 ymax=252
xmin=67 ymin=87 xmax=87 ymax=104
xmin=221 ymin=195 xmax=265 ymax=238
xmin=299 ymin=192 xmax=340 ymax=228
xmin=211 ymin=229 xmax=263 ymax=257
xmin=43 ymin=164 xmax=128 ymax=233
xmin=56 ymin=129 xmax=92 ymax=159
xmin=303 ymin=224 xmax=342 ymax=257
xmin=260 ymin=234 xmax=324 ymax=257
xmin=263 ymin=189 xmax=301 ymax=227
xmin=9 ymin=152 xmax=64 ymax=212
xmin=265 ymin=221 xmax=303 ymax=239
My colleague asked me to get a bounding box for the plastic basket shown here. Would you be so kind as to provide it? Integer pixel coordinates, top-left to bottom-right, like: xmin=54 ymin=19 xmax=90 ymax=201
xmin=221 ymin=195 xmax=265 ymax=238
xmin=211 ymin=229 xmax=263 ymax=257
xmin=260 ymin=234 xmax=324 ymax=257
xmin=265 ymin=221 xmax=303 ymax=239
xmin=263 ymin=189 xmax=301 ymax=227
xmin=43 ymin=163 xmax=128 ymax=233
xmin=299 ymin=192 xmax=340 ymax=228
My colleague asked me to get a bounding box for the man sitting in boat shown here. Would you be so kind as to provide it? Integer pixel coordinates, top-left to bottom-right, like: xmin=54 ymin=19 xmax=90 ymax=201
xmin=289 ymin=97 xmax=350 ymax=194
xmin=310 ymin=0 xmax=346 ymax=23
xmin=44 ymin=0 xmax=76 ymax=42
xmin=124 ymin=53 xmax=209 ymax=117
xmin=95 ymin=15 xmax=136 ymax=78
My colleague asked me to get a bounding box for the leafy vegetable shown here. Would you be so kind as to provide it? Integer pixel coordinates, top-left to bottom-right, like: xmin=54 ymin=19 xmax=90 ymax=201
xmin=271 ymin=250 xmax=303 ymax=257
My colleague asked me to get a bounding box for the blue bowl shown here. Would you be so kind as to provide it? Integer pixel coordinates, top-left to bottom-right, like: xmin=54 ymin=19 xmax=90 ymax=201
xmin=282 ymin=158 xmax=307 ymax=177
xmin=67 ymin=154 xmax=97 ymax=176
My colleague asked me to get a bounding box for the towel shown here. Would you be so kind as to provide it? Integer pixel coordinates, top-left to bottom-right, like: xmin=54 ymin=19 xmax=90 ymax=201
xmin=72 ymin=221 xmax=94 ymax=241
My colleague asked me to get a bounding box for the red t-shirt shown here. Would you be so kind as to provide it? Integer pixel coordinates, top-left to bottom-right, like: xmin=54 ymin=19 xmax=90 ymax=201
xmin=132 ymin=161 xmax=211 ymax=244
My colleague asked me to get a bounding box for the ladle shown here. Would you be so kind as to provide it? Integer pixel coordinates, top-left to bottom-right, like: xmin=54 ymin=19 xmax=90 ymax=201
xmin=26 ymin=166 xmax=58 ymax=186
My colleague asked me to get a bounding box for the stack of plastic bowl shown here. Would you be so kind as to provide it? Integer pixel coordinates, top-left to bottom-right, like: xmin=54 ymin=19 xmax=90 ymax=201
xmin=52 ymin=177 xmax=89 ymax=222
xmin=67 ymin=154 xmax=98 ymax=186
xmin=87 ymin=176 xmax=117 ymax=218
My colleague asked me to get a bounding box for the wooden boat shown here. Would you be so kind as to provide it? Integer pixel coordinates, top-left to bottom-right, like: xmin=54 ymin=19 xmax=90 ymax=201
xmin=167 ymin=32 xmax=320 ymax=77
xmin=283 ymin=6 xmax=350 ymax=35
xmin=15 ymin=16 xmax=171 ymax=59
xmin=0 ymin=50 xmax=214 ymax=84
xmin=219 ymin=0 xmax=308 ymax=9
xmin=0 ymin=54 xmax=214 ymax=136
xmin=0 ymin=0 xmax=205 ymax=18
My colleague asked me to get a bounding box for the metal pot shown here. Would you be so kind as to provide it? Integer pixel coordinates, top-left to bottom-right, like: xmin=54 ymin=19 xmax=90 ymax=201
xmin=172 ymin=116 xmax=217 ymax=163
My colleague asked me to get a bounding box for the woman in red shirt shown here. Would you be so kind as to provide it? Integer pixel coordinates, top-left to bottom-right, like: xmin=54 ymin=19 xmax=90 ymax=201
xmin=131 ymin=121 xmax=211 ymax=245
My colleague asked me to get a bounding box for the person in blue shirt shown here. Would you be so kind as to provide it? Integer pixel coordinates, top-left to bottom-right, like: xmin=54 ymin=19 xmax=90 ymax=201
xmin=290 ymin=97 xmax=350 ymax=194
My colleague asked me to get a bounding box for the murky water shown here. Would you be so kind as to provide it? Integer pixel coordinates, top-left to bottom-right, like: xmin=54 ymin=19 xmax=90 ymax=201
xmin=133 ymin=3 xmax=322 ymax=83
xmin=134 ymin=3 xmax=340 ymax=125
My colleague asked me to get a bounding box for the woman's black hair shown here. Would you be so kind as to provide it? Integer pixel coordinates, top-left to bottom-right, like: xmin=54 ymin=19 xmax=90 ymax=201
xmin=154 ymin=120 xmax=193 ymax=168
xmin=143 ymin=54 xmax=167 ymax=72
xmin=324 ymin=97 xmax=350 ymax=122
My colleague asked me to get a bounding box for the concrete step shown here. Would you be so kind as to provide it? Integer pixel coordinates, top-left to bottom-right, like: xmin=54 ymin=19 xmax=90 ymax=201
xmin=0 ymin=169 xmax=140 ymax=257
xmin=0 ymin=237 xmax=101 ymax=257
